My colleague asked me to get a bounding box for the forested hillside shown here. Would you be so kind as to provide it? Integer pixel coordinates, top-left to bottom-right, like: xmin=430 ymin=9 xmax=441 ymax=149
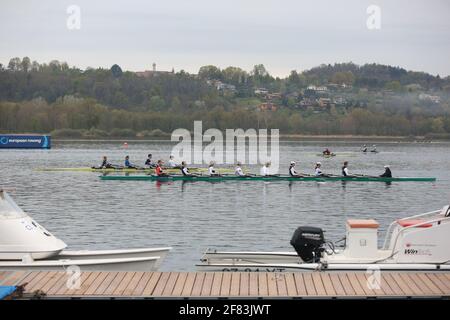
xmin=1 ymin=57 xmax=450 ymax=138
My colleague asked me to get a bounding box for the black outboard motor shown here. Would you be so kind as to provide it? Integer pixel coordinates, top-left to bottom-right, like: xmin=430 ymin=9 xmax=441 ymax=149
xmin=290 ymin=226 xmax=325 ymax=262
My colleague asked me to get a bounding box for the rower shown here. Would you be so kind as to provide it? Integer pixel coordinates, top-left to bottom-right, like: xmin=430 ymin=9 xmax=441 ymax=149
xmin=235 ymin=162 xmax=245 ymax=176
xmin=124 ymin=155 xmax=138 ymax=169
xmin=180 ymin=161 xmax=193 ymax=176
xmin=342 ymin=161 xmax=352 ymax=177
xmin=362 ymin=144 xmax=367 ymax=152
xmin=289 ymin=161 xmax=301 ymax=177
xmin=208 ymin=161 xmax=220 ymax=176
xmin=98 ymin=156 xmax=114 ymax=169
xmin=260 ymin=161 xmax=271 ymax=176
xmin=168 ymin=155 xmax=178 ymax=168
xmin=314 ymin=162 xmax=324 ymax=176
xmin=371 ymin=145 xmax=377 ymax=152
xmin=380 ymin=165 xmax=392 ymax=178
xmin=145 ymin=154 xmax=155 ymax=168
xmin=323 ymin=148 xmax=331 ymax=156
xmin=155 ymin=160 xmax=168 ymax=177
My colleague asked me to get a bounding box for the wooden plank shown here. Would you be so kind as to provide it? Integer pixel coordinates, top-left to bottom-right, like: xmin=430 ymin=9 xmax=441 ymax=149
xmin=0 ymin=271 xmax=15 ymax=285
xmin=141 ymin=272 xmax=162 ymax=296
xmin=382 ymin=273 xmax=404 ymax=296
xmin=362 ymin=273 xmax=385 ymax=296
xmin=284 ymin=273 xmax=298 ymax=296
xmin=25 ymin=271 xmax=51 ymax=293
xmin=239 ymin=272 xmax=249 ymax=296
xmin=311 ymin=273 xmax=326 ymax=296
xmin=200 ymin=272 xmax=214 ymax=296
xmin=39 ymin=272 xmax=66 ymax=294
xmin=94 ymin=272 xmax=120 ymax=295
xmin=276 ymin=274 xmax=288 ymax=297
xmin=102 ymin=272 xmax=127 ymax=296
xmin=267 ymin=273 xmax=278 ymax=296
xmin=320 ymin=273 xmax=337 ymax=296
xmin=84 ymin=272 xmax=109 ymax=296
xmin=162 ymin=272 xmax=179 ymax=296
xmin=181 ymin=272 xmax=196 ymax=296
xmin=337 ymin=274 xmax=356 ymax=296
xmin=18 ymin=271 xmax=43 ymax=292
xmin=191 ymin=272 xmax=206 ymax=297
xmin=390 ymin=273 xmax=415 ymax=296
xmin=46 ymin=272 xmax=72 ymax=295
xmin=347 ymin=273 xmax=366 ymax=296
xmin=1 ymin=271 xmax=29 ymax=286
xmin=152 ymin=272 xmax=171 ymax=296
xmin=428 ymin=274 xmax=450 ymax=294
xmin=131 ymin=272 xmax=153 ymax=296
xmin=171 ymin=273 xmax=188 ymax=296
xmin=293 ymin=273 xmax=307 ymax=296
xmin=355 ymin=273 xmax=377 ymax=296
xmin=258 ymin=273 xmax=268 ymax=296
xmin=229 ymin=273 xmax=240 ymax=296
xmin=220 ymin=273 xmax=231 ymax=296
xmin=328 ymin=273 xmax=346 ymax=296
xmin=416 ymin=273 xmax=443 ymax=295
xmin=303 ymin=273 xmax=317 ymax=296
xmin=70 ymin=272 xmax=103 ymax=296
xmin=377 ymin=273 xmax=395 ymax=296
xmin=400 ymin=273 xmax=429 ymax=296
xmin=27 ymin=271 xmax=56 ymax=293
xmin=122 ymin=272 xmax=145 ymax=296
xmin=210 ymin=273 xmax=223 ymax=297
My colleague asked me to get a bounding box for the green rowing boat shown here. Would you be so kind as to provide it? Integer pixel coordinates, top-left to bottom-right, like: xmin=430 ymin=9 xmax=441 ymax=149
xmin=99 ymin=174 xmax=436 ymax=182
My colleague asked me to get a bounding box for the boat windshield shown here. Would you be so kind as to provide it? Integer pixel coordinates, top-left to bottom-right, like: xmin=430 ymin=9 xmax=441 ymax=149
xmin=0 ymin=192 xmax=27 ymax=219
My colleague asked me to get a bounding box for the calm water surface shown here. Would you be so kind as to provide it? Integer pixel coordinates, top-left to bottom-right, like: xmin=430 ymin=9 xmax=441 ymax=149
xmin=1 ymin=140 xmax=449 ymax=270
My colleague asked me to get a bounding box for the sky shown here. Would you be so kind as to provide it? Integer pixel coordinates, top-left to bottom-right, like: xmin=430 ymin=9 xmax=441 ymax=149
xmin=1 ymin=0 xmax=450 ymax=77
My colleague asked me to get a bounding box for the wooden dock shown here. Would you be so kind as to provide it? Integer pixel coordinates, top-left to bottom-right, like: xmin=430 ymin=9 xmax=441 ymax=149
xmin=1 ymin=271 xmax=450 ymax=299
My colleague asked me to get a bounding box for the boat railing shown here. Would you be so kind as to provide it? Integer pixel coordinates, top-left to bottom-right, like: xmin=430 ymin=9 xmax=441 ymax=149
xmin=382 ymin=209 xmax=441 ymax=249
xmin=385 ymin=215 xmax=450 ymax=255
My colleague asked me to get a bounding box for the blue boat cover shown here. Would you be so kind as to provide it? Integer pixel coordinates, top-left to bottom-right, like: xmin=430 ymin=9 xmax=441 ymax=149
xmin=0 ymin=286 xmax=16 ymax=300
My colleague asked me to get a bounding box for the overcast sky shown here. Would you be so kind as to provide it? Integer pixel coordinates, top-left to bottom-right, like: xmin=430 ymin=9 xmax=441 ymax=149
xmin=1 ymin=0 xmax=449 ymax=77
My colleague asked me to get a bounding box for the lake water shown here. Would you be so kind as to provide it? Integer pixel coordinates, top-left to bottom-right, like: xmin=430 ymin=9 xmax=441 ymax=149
xmin=1 ymin=140 xmax=449 ymax=271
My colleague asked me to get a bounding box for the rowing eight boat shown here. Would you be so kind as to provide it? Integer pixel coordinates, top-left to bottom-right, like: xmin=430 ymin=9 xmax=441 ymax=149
xmin=99 ymin=175 xmax=436 ymax=182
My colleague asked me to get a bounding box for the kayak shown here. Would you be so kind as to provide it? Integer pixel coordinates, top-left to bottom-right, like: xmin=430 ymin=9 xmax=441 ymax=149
xmin=36 ymin=167 xmax=235 ymax=174
xmin=317 ymin=153 xmax=336 ymax=158
xmin=99 ymin=174 xmax=436 ymax=182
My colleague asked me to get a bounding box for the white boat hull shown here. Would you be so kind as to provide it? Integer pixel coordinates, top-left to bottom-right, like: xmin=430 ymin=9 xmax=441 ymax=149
xmin=0 ymin=256 xmax=160 ymax=271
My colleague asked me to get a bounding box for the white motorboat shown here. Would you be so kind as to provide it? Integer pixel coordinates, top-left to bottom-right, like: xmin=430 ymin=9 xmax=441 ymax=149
xmin=197 ymin=206 xmax=450 ymax=272
xmin=0 ymin=190 xmax=171 ymax=271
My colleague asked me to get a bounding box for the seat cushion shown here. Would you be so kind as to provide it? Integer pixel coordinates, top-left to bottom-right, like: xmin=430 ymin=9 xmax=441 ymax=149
xmin=347 ymin=219 xmax=379 ymax=229
xmin=397 ymin=219 xmax=432 ymax=228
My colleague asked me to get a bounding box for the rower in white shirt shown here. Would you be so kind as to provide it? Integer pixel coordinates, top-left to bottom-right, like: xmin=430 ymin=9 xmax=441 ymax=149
xmin=208 ymin=161 xmax=220 ymax=176
xmin=168 ymin=155 xmax=178 ymax=168
xmin=314 ymin=162 xmax=323 ymax=176
xmin=260 ymin=162 xmax=271 ymax=176
xmin=289 ymin=161 xmax=301 ymax=177
xmin=235 ymin=162 xmax=245 ymax=176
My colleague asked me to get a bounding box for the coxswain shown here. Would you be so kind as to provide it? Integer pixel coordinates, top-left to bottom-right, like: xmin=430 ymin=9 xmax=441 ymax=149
xmin=380 ymin=165 xmax=392 ymax=178
xmin=155 ymin=160 xmax=168 ymax=177
xmin=124 ymin=155 xmax=138 ymax=169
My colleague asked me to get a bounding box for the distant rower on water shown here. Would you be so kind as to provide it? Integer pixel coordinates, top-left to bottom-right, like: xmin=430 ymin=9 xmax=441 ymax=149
xmin=362 ymin=144 xmax=368 ymax=153
xmin=323 ymin=148 xmax=332 ymax=156
xmin=94 ymin=156 xmax=115 ymax=169
xmin=380 ymin=165 xmax=392 ymax=178
xmin=289 ymin=161 xmax=302 ymax=177
xmin=145 ymin=154 xmax=155 ymax=168
xmin=155 ymin=160 xmax=169 ymax=177
xmin=208 ymin=161 xmax=220 ymax=176
xmin=260 ymin=161 xmax=271 ymax=176
xmin=124 ymin=155 xmax=138 ymax=169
